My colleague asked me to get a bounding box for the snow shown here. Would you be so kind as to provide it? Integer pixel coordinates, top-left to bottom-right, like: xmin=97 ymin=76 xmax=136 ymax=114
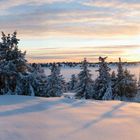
xmin=0 ymin=95 xmax=140 ymax=140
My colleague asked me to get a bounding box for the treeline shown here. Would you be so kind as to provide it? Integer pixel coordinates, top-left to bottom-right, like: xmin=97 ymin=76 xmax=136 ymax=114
xmin=70 ymin=57 xmax=139 ymax=100
xmin=39 ymin=61 xmax=140 ymax=68
xmin=36 ymin=57 xmax=140 ymax=101
xmin=0 ymin=32 xmax=139 ymax=101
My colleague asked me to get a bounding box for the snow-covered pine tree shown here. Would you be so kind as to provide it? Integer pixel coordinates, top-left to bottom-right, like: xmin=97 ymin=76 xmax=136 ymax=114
xmin=113 ymin=58 xmax=124 ymax=99
xmin=123 ymin=68 xmax=137 ymax=98
xmin=138 ymin=74 xmax=140 ymax=90
xmin=111 ymin=71 xmax=116 ymax=80
xmin=117 ymin=58 xmax=124 ymax=80
xmin=114 ymin=58 xmax=137 ymax=100
xmin=111 ymin=71 xmax=117 ymax=95
xmin=31 ymin=63 xmax=47 ymax=97
xmin=94 ymin=57 xmax=113 ymax=100
xmin=75 ymin=58 xmax=95 ymax=99
xmin=46 ymin=63 xmax=65 ymax=97
xmin=68 ymin=74 xmax=77 ymax=91
xmin=19 ymin=73 xmax=34 ymax=96
xmin=0 ymin=32 xmax=34 ymax=95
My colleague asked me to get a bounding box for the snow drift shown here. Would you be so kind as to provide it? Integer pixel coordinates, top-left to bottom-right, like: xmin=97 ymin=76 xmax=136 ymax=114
xmin=0 ymin=95 xmax=140 ymax=140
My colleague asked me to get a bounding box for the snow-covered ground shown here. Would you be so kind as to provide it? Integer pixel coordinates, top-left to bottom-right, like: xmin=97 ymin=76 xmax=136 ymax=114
xmin=0 ymin=95 xmax=140 ymax=140
xmin=44 ymin=64 xmax=140 ymax=81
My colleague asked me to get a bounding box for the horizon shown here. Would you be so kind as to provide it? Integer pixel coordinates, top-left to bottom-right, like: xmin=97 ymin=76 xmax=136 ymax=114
xmin=0 ymin=0 xmax=140 ymax=63
xmin=29 ymin=59 xmax=140 ymax=64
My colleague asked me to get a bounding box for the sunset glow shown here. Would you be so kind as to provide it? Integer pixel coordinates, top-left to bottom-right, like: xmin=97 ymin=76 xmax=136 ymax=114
xmin=0 ymin=0 xmax=140 ymax=63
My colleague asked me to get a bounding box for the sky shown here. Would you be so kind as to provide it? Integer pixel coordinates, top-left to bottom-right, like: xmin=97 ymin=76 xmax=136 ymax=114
xmin=0 ymin=0 xmax=140 ymax=63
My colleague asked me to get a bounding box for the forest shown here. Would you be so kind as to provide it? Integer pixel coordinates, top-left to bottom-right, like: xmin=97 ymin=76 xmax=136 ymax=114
xmin=0 ymin=32 xmax=139 ymax=102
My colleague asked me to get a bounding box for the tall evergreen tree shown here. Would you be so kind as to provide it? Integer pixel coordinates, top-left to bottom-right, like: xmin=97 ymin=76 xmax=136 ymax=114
xmin=0 ymin=32 xmax=34 ymax=95
xmin=117 ymin=58 xmax=124 ymax=80
xmin=138 ymin=74 xmax=140 ymax=90
xmin=114 ymin=58 xmax=137 ymax=100
xmin=31 ymin=63 xmax=47 ymax=96
xmin=75 ymin=58 xmax=95 ymax=99
xmin=94 ymin=57 xmax=113 ymax=100
xmin=110 ymin=70 xmax=117 ymax=97
xmin=46 ymin=63 xmax=64 ymax=97
xmin=111 ymin=71 xmax=116 ymax=80
xmin=123 ymin=69 xmax=137 ymax=98
xmin=68 ymin=74 xmax=77 ymax=91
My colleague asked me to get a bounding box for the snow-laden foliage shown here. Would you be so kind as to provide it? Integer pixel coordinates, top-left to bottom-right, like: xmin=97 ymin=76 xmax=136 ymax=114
xmin=0 ymin=32 xmax=34 ymax=95
xmin=114 ymin=58 xmax=137 ymax=100
xmin=138 ymin=74 xmax=140 ymax=90
xmin=94 ymin=57 xmax=113 ymax=100
xmin=67 ymin=74 xmax=77 ymax=91
xmin=111 ymin=71 xmax=116 ymax=80
xmin=75 ymin=58 xmax=95 ymax=99
xmin=0 ymin=32 xmax=138 ymax=101
xmin=102 ymin=81 xmax=113 ymax=100
xmin=46 ymin=63 xmax=65 ymax=97
xmin=31 ymin=63 xmax=47 ymax=96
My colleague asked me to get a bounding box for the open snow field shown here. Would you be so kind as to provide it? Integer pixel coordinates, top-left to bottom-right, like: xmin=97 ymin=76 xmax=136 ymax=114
xmin=44 ymin=64 xmax=140 ymax=81
xmin=0 ymin=95 xmax=140 ymax=140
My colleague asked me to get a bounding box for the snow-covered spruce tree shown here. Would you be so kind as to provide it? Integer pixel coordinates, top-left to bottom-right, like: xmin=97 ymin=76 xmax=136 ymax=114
xmin=114 ymin=58 xmax=137 ymax=100
xmin=122 ymin=69 xmax=137 ymax=99
xmin=94 ymin=57 xmax=113 ymax=100
xmin=113 ymin=58 xmax=125 ymax=99
xmin=67 ymin=74 xmax=77 ymax=91
xmin=75 ymin=58 xmax=95 ymax=99
xmin=111 ymin=71 xmax=116 ymax=80
xmin=111 ymin=71 xmax=117 ymax=95
xmin=0 ymin=32 xmax=34 ymax=95
xmin=45 ymin=63 xmax=65 ymax=97
xmin=30 ymin=63 xmax=47 ymax=96
xmin=117 ymin=58 xmax=124 ymax=80
xmin=138 ymin=74 xmax=140 ymax=90
xmin=18 ymin=73 xmax=35 ymax=96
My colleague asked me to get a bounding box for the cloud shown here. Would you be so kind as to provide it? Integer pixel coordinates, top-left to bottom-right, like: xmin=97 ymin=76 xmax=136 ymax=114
xmin=0 ymin=0 xmax=70 ymax=10
xmin=81 ymin=0 xmax=140 ymax=10
xmin=25 ymin=44 xmax=140 ymax=63
xmin=0 ymin=0 xmax=139 ymax=62
xmin=0 ymin=0 xmax=139 ymax=39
